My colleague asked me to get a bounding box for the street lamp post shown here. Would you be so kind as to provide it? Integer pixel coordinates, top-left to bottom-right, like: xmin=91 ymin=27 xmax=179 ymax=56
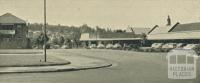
xmin=44 ymin=0 xmax=47 ymax=62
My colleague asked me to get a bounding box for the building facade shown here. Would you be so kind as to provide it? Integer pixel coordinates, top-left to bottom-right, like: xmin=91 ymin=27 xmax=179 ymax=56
xmin=80 ymin=32 xmax=145 ymax=47
xmin=147 ymin=22 xmax=200 ymax=46
xmin=0 ymin=13 xmax=29 ymax=49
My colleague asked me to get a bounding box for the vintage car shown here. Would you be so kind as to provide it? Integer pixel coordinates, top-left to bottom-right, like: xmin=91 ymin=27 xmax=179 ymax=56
xmin=97 ymin=44 xmax=105 ymax=49
xmin=161 ymin=43 xmax=177 ymax=52
xmin=106 ymin=44 xmax=113 ymax=49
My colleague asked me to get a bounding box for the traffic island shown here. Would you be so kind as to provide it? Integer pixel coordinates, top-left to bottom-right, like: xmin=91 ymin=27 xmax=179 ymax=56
xmin=0 ymin=50 xmax=112 ymax=74
xmin=0 ymin=54 xmax=70 ymax=67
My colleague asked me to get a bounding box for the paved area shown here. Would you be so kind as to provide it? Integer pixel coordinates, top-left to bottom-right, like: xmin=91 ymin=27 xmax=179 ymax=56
xmin=0 ymin=50 xmax=69 ymax=67
xmin=0 ymin=49 xmax=112 ymax=73
xmin=0 ymin=49 xmax=43 ymax=54
xmin=0 ymin=49 xmax=199 ymax=83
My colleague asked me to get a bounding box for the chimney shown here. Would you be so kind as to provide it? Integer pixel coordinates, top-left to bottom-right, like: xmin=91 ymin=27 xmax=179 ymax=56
xmin=167 ymin=15 xmax=171 ymax=26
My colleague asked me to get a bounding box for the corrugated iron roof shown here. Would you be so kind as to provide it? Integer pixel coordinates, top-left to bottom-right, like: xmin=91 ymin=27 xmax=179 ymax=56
xmin=148 ymin=22 xmax=180 ymax=35
xmin=80 ymin=37 xmax=141 ymax=41
xmin=80 ymin=33 xmax=141 ymax=41
xmin=148 ymin=22 xmax=200 ymax=40
xmin=148 ymin=25 xmax=172 ymax=34
xmin=126 ymin=28 xmax=151 ymax=34
xmin=170 ymin=22 xmax=200 ymax=32
xmin=98 ymin=32 xmax=136 ymax=38
xmin=148 ymin=31 xmax=200 ymax=40
xmin=0 ymin=13 xmax=26 ymax=24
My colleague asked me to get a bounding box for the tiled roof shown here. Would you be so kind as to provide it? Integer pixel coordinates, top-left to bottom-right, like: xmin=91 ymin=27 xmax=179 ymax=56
xmin=0 ymin=13 xmax=26 ymax=24
xmin=170 ymin=22 xmax=200 ymax=32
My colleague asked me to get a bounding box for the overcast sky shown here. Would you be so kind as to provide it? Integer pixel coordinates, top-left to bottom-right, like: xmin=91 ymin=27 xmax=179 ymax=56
xmin=0 ymin=0 xmax=200 ymax=29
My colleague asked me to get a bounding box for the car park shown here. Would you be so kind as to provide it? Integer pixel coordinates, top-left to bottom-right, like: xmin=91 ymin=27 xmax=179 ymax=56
xmin=61 ymin=45 xmax=70 ymax=49
xmin=183 ymin=44 xmax=200 ymax=55
xmin=113 ymin=43 xmax=122 ymax=49
xmin=183 ymin=44 xmax=199 ymax=49
xmin=89 ymin=44 xmax=97 ymax=49
xmin=97 ymin=44 xmax=105 ymax=49
xmin=161 ymin=43 xmax=177 ymax=52
xmin=124 ymin=44 xmax=140 ymax=50
xmin=139 ymin=47 xmax=152 ymax=52
xmin=50 ymin=45 xmax=60 ymax=49
xmin=151 ymin=43 xmax=164 ymax=48
xmin=176 ymin=43 xmax=186 ymax=48
xmin=106 ymin=44 xmax=113 ymax=49
xmin=151 ymin=43 xmax=164 ymax=52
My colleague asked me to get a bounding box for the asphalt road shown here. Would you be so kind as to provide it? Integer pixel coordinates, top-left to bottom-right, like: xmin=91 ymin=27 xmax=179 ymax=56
xmin=0 ymin=49 xmax=199 ymax=83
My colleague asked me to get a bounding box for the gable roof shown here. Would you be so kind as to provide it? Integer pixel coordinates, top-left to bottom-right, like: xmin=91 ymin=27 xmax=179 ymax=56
xmin=0 ymin=13 xmax=26 ymax=24
xmin=126 ymin=27 xmax=151 ymax=34
xmin=170 ymin=22 xmax=200 ymax=32
xmin=148 ymin=22 xmax=179 ymax=35
xmin=148 ymin=25 xmax=172 ymax=34
xmin=148 ymin=31 xmax=200 ymax=40
xmin=148 ymin=25 xmax=158 ymax=34
xmin=133 ymin=28 xmax=151 ymax=34
xmin=147 ymin=22 xmax=200 ymax=40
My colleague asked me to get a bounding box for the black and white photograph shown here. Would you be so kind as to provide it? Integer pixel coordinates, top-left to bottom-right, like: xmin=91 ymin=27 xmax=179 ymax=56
xmin=0 ymin=0 xmax=199 ymax=83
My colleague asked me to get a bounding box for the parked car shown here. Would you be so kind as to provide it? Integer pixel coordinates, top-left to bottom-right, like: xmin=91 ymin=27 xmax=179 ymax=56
xmin=183 ymin=44 xmax=199 ymax=49
xmin=176 ymin=43 xmax=186 ymax=48
xmin=151 ymin=43 xmax=164 ymax=52
xmin=97 ymin=44 xmax=105 ymax=49
xmin=161 ymin=43 xmax=177 ymax=52
xmin=139 ymin=47 xmax=152 ymax=52
xmin=124 ymin=44 xmax=140 ymax=50
xmin=193 ymin=45 xmax=200 ymax=55
xmin=61 ymin=45 xmax=70 ymax=49
xmin=113 ymin=43 xmax=122 ymax=49
xmin=183 ymin=44 xmax=200 ymax=55
xmin=151 ymin=43 xmax=164 ymax=48
xmin=106 ymin=44 xmax=113 ymax=49
xmin=50 ymin=45 xmax=60 ymax=49
xmin=89 ymin=44 xmax=97 ymax=49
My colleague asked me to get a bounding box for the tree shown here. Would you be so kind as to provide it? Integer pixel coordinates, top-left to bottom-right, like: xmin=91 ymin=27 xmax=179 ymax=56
xmin=57 ymin=36 xmax=65 ymax=46
xmin=36 ymin=33 xmax=49 ymax=49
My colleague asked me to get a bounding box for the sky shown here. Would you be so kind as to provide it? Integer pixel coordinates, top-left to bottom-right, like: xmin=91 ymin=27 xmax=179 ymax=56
xmin=0 ymin=0 xmax=200 ymax=29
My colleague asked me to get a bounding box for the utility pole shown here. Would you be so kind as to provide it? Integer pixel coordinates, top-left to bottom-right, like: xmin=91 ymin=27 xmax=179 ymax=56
xmin=43 ymin=0 xmax=47 ymax=62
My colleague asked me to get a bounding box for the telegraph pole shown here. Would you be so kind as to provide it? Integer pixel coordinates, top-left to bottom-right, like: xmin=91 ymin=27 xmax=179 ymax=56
xmin=44 ymin=0 xmax=47 ymax=62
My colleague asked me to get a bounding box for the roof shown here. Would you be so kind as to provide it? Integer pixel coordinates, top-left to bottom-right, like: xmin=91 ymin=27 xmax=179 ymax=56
xmin=148 ymin=25 xmax=172 ymax=34
xmin=148 ymin=22 xmax=180 ymax=35
xmin=148 ymin=31 xmax=200 ymax=40
xmin=147 ymin=22 xmax=200 ymax=40
xmin=126 ymin=28 xmax=151 ymax=34
xmin=170 ymin=22 xmax=200 ymax=32
xmin=80 ymin=33 xmax=141 ymax=41
xmin=98 ymin=32 xmax=136 ymax=38
xmin=0 ymin=13 xmax=26 ymax=24
xmin=80 ymin=38 xmax=141 ymax=41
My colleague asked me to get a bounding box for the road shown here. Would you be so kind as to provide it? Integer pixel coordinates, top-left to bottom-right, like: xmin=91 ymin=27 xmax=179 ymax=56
xmin=0 ymin=49 xmax=199 ymax=83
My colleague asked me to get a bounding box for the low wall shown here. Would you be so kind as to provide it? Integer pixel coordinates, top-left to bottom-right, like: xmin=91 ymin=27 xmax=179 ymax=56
xmin=0 ymin=38 xmax=29 ymax=49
